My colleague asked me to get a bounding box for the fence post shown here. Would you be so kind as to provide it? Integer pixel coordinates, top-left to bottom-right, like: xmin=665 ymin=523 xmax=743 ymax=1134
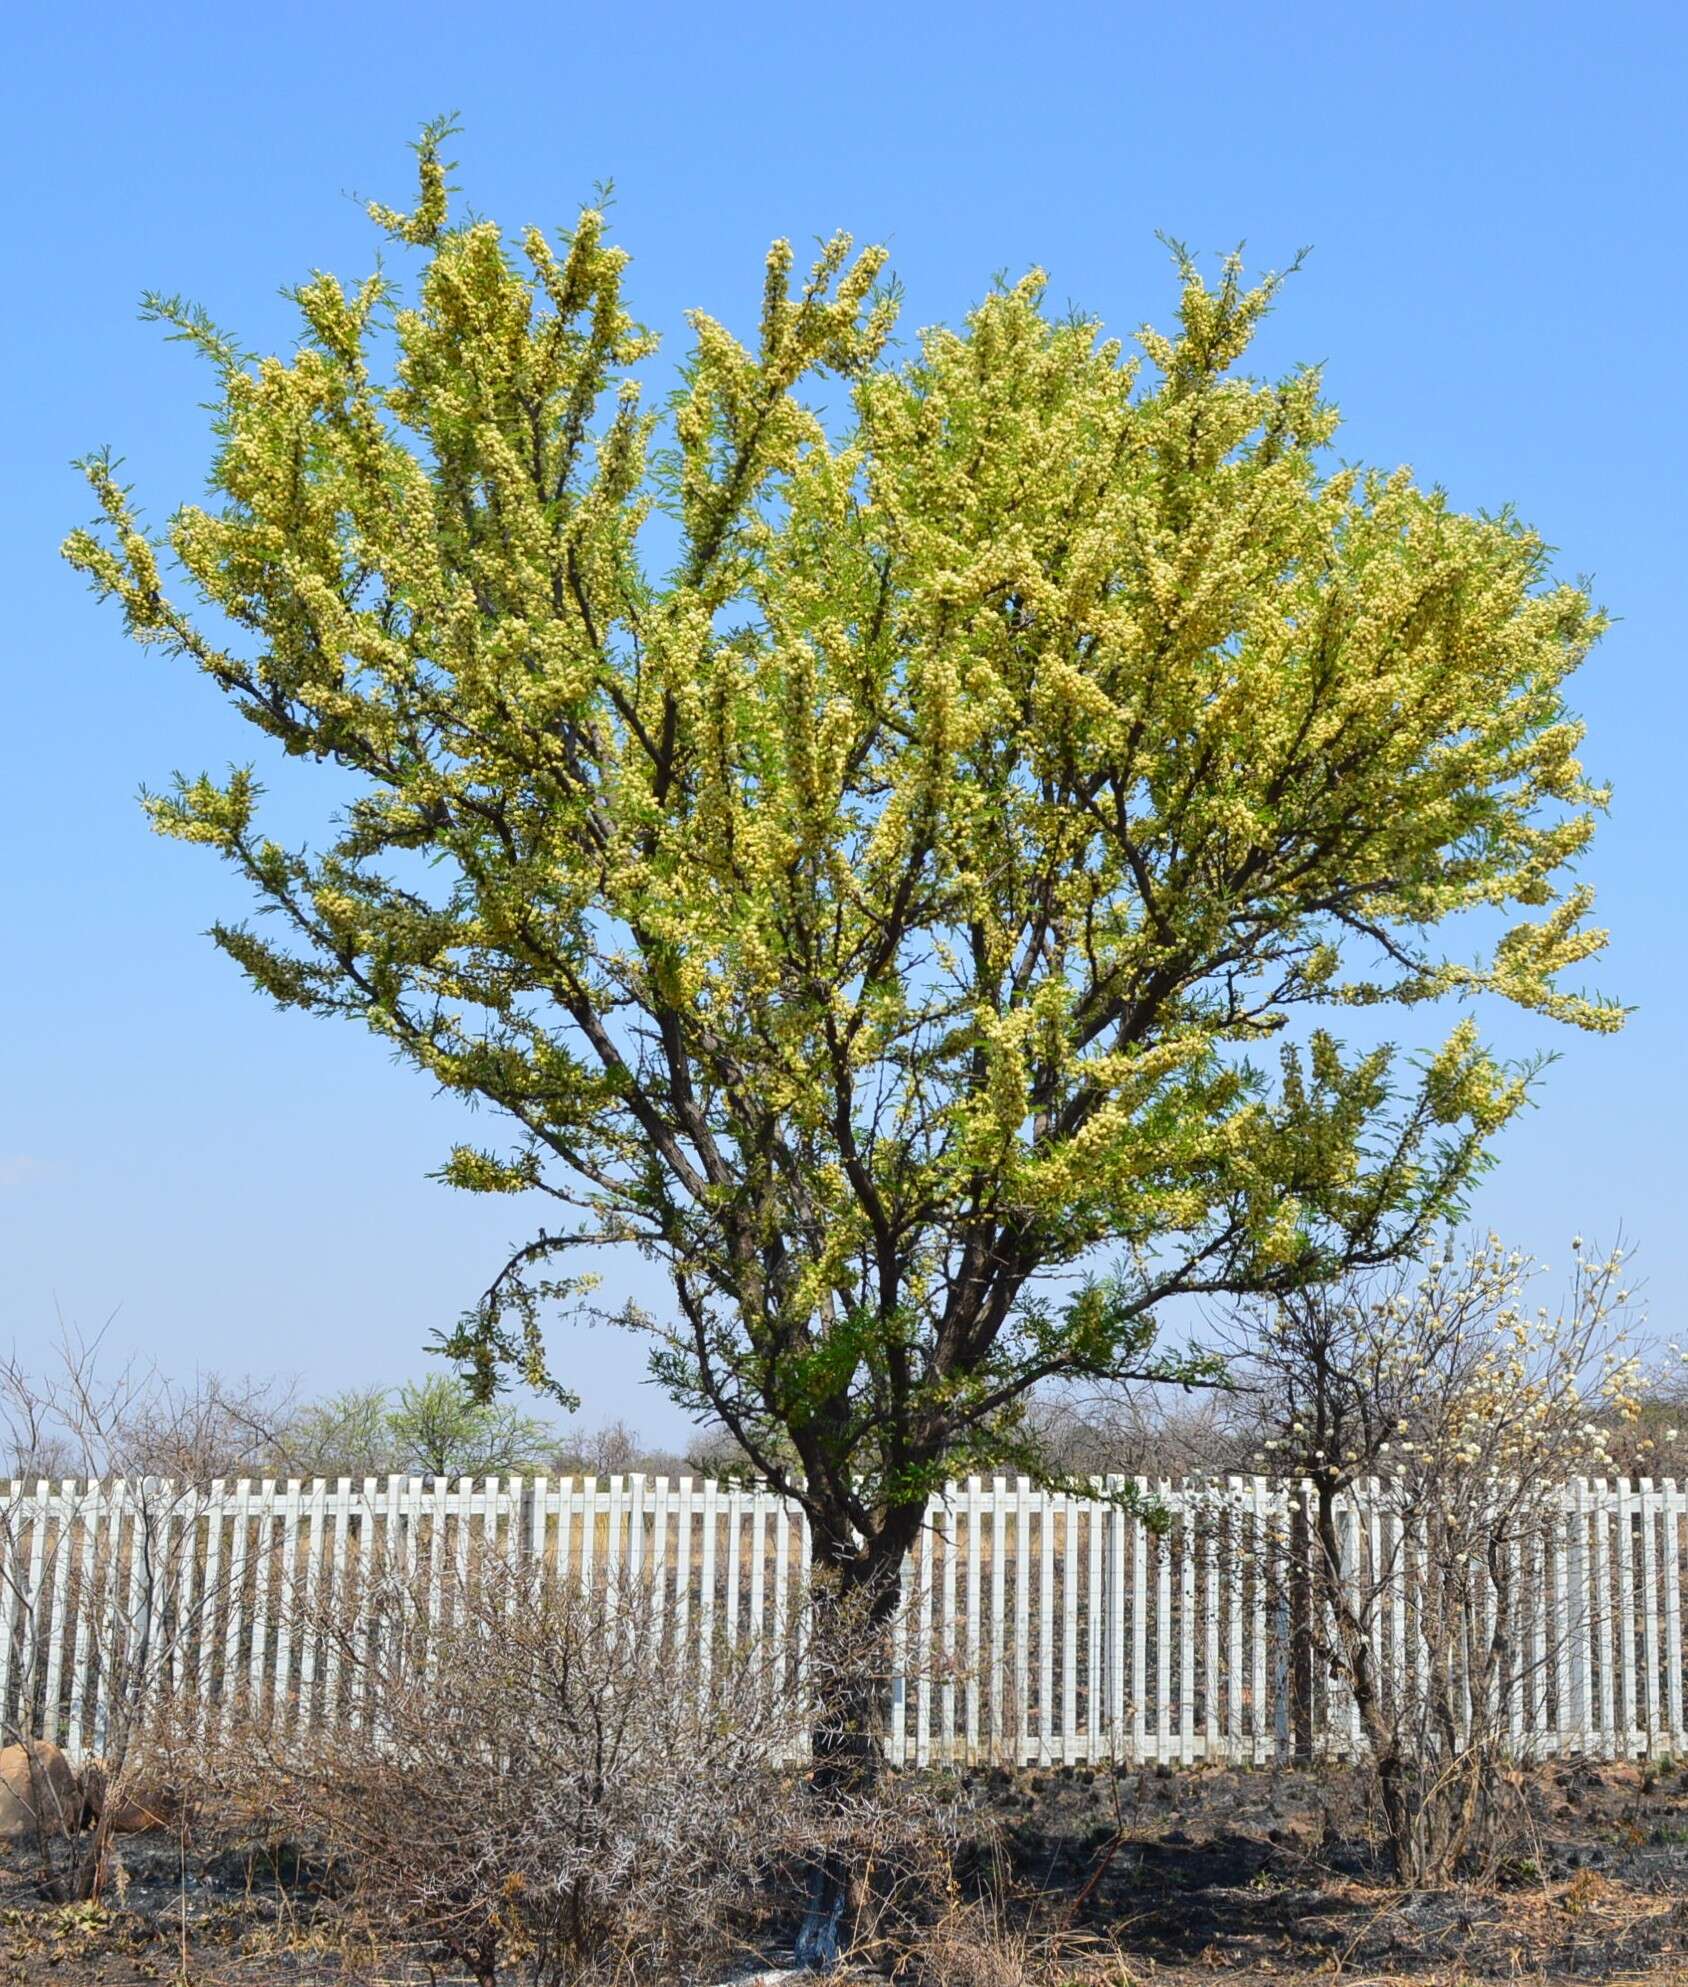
xmin=1665 ymin=1480 xmax=1684 ymax=1746
xmin=651 ymin=1475 xmax=669 ymax=1650
xmin=1251 ymin=1476 xmax=1270 ymax=1765
xmin=673 ymin=1477 xmax=692 ymax=1670
xmin=989 ymin=1477 xmax=1006 ymax=1763
xmin=915 ymin=1503 xmax=934 ymax=1768
xmin=1593 ymin=1476 xmax=1615 ymax=1745
xmin=941 ymin=1492 xmax=958 ymax=1762
xmin=724 ymin=1480 xmax=742 ymax=1651
xmin=697 ymin=1477 xmax=715 ymax=1704
xmin=1013 ymin=1479 xmax=1029 ymax=1766
xmin=1060 ymin=1490 xmax=1079 ymax=1766
xmin=66 ymin=1483 xmax=102 ymax=1765
xmin=1087 ymin=1484 xmax=1103 ymax=1764
xmin=1037 ymin=1486 xmax=1055 ymax=1767
xmin=1108 ymin=1477 xmax=1126 ymax=1763
xmin=1289 ymin=1482 xmax=1314 ymax=1762
xmin=40 ymin=1479 xmax=77 ymax=1747
xmin=1178 ymin=1494 xmax=1197 ymax=1767
xmin=746 ymin=1481 xmax=764 ymax=1674
xmin=1641 ymin=1480 xmax=1661 ymax=1754
xmin=1132 ymin=1476 xmax=1148 ymax=1763
xmin=1617 ymin=1478 xmax=1638 ymax=1753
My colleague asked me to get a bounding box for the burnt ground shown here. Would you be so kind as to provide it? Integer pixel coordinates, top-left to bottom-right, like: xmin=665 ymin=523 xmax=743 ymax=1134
xmin=4 ymin=1759 xmax=1688 ymax=1985
xmin=955 ymin=1755 xmax=1688 ymax=1981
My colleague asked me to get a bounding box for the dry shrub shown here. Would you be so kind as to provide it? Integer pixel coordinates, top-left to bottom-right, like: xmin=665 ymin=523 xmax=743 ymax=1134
xmin=889 ymin=1885 xmax=1129 ymax=1987
xmin=906 ymin=1897 xmax=1037 ymax=1987
xmin=1231 ymin=1233 xmax=1646 ymax=1885
xmin=193 ymin=1545 xmax=934 ymax=1987
xmin=156 ymin=1535 xmax=988 ymax=1986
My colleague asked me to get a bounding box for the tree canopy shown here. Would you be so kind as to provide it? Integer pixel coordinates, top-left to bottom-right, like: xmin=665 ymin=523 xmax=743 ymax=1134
xmin=65 ymin=125 xmax=1618 ymax=1581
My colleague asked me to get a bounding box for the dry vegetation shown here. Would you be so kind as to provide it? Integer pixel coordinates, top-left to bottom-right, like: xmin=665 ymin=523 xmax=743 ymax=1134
xmin=5 ymin=1242 xmax=1688 ymax=1984
xmin=6 ymin=1539 xmax=1688 ymax=1986
xmin=7 ymin=1751 xmax=1688 ymax=1986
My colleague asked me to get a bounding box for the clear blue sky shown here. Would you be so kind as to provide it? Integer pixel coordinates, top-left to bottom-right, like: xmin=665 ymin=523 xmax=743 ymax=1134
xmin=3 ymin=1 xmax=1683 ymax=1441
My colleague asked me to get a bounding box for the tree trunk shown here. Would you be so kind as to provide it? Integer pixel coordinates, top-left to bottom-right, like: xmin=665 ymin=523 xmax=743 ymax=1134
xmin=1311 ymin=1481 xmax=1418 ymax=1882
xmin=793 ymin=1511 xmax=920 ymax=1968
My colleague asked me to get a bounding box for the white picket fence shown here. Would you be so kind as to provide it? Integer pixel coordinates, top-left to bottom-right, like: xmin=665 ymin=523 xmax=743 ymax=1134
xmin=3 ymin=1474 xmax=1685 ymax=1770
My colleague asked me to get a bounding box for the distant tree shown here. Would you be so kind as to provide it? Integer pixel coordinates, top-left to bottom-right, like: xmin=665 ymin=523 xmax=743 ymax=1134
xmin=277 ymin=1384 xmax=397 ymax=1480
xmin=67 ymin=121 xmax=1619 ymax=1781
xmin=385 ymin=1374 xmax=552 ymax=1479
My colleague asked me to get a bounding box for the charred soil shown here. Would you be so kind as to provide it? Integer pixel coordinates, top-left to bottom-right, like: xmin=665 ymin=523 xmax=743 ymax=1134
xmin=5 ymin=1759 xmax=1688 ymax=1984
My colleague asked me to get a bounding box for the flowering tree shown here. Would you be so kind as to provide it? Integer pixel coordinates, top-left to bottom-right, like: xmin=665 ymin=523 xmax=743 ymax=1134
xmin=64 ymin=123 xmax=1619 ymax=1632
xmin=1232 ymin=1236 xmax=1644 ymax=1881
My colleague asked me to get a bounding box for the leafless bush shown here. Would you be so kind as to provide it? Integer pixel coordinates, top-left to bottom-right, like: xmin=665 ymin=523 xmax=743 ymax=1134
xmin=0 ymin=1320 xmax=293 ymax=1485
xmin=1019 ymin=1388 xmax=1249 ymax=1480
xmin=0 ymin=1326 xmax=292 ymax=1897
xmin=188 ymin=1537 xmax=948 ymax=1987
xmin=1224 ymin=1232 xmax=1645 ymax=1883
xmin=154 ymin=1517 xmax=978 ymax=1987
xmin=544 ymin=1417 xmax=751 ymax=1482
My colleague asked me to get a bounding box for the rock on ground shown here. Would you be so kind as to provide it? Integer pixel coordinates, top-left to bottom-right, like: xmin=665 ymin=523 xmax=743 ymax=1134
xmin=0 ymin=1739 xmax=81 ymax=1841
xmin=81 ymin=1762 xmax=182 ymax=1835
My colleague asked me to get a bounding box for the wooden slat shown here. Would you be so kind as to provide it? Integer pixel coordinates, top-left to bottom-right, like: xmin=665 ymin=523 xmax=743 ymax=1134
xmin=297 ymin=1477 xmax=329 ymax=1730
xmin=1108 ymin=1479 xmax=1126 ymax=1762
xmin=889 ymin=1540 xmax=909 ymax=1767
xmin=66 ymin=1483 xmax=102 ymax=1761
xmin=217 ymin=1480 xmax=251 ymax=1741
xmin=1251 ymin=1478 xmax=1269 ymax=1764
xmin=1134 ymin=1480 xmax=1149 ymax=1762
xmin=916 ymin=1508 xmax=933 ymax=1767
xmin=965 ymin=1477 xmax=982 ymax=1762
xmin=1641 ymin=1481 xmax=1662 ymax=1751
xmin=1060 ymin=1492 xmax=1078 ymax=1765
xmin=323 ymin=1477 xmax=353 ymax=1721
xmin=698 ymin=1478 xmax=717 ymax=1700
xmin=1013 ymin=1480 xmax=1029 ymax=1764
xmin=673 ymin=1477 xmax=693 ymax=1662
xmin=1617 ymin=1478 xmax=1638 ymax=1749
xmin=0 ymin=1484 xmax=27 ymax=1732
xmin=1155 ymin=1481 xmax=1172 ymax=1764
xmin=941 ymin=1494 xmax=957 ymax=1760
xmin=1595 ymin=1477 xmax=1616 ymax=1741
xmin=1552 ymin=1498 xmax=1571 ymax=1753
xmin=650 ymin=1476 xmax=670 ymax=1648
xmin=747 ymin=1484 xmax=766 ymax=1674
xmin=1179 ymin=1496 xmax=1196 ymax=1766
xmin=990 ymin=1478 xmax=1006 ymax=1761
xmin=724 ymin=1482 xmax=743 ymax=1651
xmin=770 ymin=1484 xmax=788 ymax=1699
xmin=1087 ymin=1489 xmax=1103 ymax=1762
xmin=247 ymin=1480 xmax=276 ymax=1721
xmin=1037 ymin=1488 xmax=1055 ymax=1766
xmin=1226 ymin=1482 xmax=1244 ymax=1757
xmin=1664 ymin=1481 xmax=1684 ymax=1743
xmin=1204 ymin=1498 xmax=1221 ymax=1757
xmin=41 ymin=1480 xmax=77 ymax=1741
xmin=577 ymin=1476 xmax=596 ymax=1593
xmin=92 ymin=1479 xmax=130 ymax=1754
